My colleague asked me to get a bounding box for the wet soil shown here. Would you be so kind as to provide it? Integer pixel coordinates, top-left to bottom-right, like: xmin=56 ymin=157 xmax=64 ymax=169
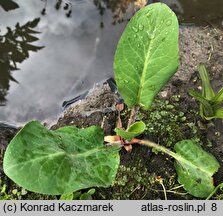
xmin=0 ymin=25 xmax=223 ymax=200
xmin=0 ymin=127 xmax=18 ymax=178
xmin=174 ymin=25 xmax=223 ymax=188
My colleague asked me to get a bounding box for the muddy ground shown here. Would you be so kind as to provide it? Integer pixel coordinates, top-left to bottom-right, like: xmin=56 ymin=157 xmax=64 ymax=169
xmin=0 ymin=25 xmax=223 ymax=200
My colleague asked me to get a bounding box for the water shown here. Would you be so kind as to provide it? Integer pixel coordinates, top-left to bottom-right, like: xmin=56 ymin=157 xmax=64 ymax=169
xmin=153 ymin=0 xmax=223 ymax=25
xmin=0 ymin=0 xmax=128 ymax=125
xmin=0 ymin=0 xmax=222 ymax=126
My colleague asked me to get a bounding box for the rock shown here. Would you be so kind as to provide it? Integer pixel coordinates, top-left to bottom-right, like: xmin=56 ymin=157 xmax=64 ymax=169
xmin=51 ymin=79 xmax=119 ymax=135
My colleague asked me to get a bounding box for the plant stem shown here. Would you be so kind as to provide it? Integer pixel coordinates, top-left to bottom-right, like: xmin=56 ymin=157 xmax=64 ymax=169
xmin=132 ymin=139 xmax=179 ymax=160
xmin=206 ymin=183 xmax=223 ymax=200
xmin=159 ymin=180 xmax=167 ymax=200
xmin=141 ymin=140 xmax=178 ymax=159
xmin=127 ymin=106 xmax=139 ymax=129
xmin=169 ymin=185 xmax=184 ymax=191
xmin=150 ymin=188 xmax=188 ymax=196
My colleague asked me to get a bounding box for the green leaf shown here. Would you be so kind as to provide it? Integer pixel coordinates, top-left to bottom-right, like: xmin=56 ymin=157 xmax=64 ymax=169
xmin=205 ymin=108 xmax=223 ymax=120
xmin=3 ymin=121 xmax=120 ymax=195
xmin=72 ymin=191 xmax=82 ymax=199
xmin=115 ymin=121 xmax=146 ymax=140
xmin=198 ymin=64 xmax=215 ymax=100
xmin=210 ymin=87 xmax=223 ymax=106
xmin=79 ymin=189 xmax=96 ymax=200
xmin=188 ymin=89 xmax=214 ymax=118
xmin=206 ymin=183 xmax=223 ymax=200
xmin=202 ymin=109 xmax=223 ymax=120
xmin=86 ymin=188 xmax=96 ymax=195
xmin=214 ymin=108 xmax=223 ymax=118
xmin=114 ymin=3 xmax=179 ymax=109
xmin=60 ymin=193 xmax=74 ymax=200
xmin=174 ymin=140 xmax=220 ymax=198
xmin=128 ymin=121 xmax=146 ymax=133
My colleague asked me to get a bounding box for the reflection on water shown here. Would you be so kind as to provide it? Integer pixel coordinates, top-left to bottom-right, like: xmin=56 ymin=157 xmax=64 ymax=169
xmin=0 ymin=0 xmax=19 ymax=11
xmin=0 ymin=0 xmax=222 ymax=125
xmin=0 ymin=0 xmax=130 ymax=124
xmin=93 ymin=0 xmax=223 ymax=26
xmin=39 ymin=0 xmax=146 ymax=25
xmin=93 ymin=0 xmax=147 ymax=25
xmin=151 ymin=0 xmax=223 ymax=25
xmin=40 ymin=0 xmax=73 ymax=17
xmin=0 ymin=18 xmax=44 ymax=105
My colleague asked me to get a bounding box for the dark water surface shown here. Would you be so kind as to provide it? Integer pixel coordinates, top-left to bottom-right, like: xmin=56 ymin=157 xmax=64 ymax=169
xmin=153 ymin=0 xmax=223 ymax=25
xmin=0 ymin=0 xmax=222 ymax=125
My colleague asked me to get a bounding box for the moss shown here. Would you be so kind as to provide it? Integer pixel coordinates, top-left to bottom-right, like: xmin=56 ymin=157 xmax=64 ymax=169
xmin=213 ymin=192 xmax=223 ymax=200
xmin=94 ymin=161 xmax=155 ymax=200
xmin=0 ymin=176 xmax=57 ymax=200
xmin=1 ymin=94 xmax=222 ymax=200
xmin=94 ymin=156 xmax=193 ymax=200
xmin=137 ymin=95 xmax=201 ymax=147
xmin=93 ymin=95 xmax=205 ymax=200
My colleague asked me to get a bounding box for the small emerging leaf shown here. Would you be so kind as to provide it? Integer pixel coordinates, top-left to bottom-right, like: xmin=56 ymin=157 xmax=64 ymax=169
xmin=60 ymin=193 xmax=74 ymax=200
xmin=210 ymin=87 xmax=223 ymax=106
xmin=128 ymin=121 xmax=146 ymax=133
xmin=189 ymin=89 xmax=223 ymax=120
xmin=189 ymin=89 xmax=214 ymax=118
xmin=198 ymin=64 xmax=215 ymax=100
xmin=174 ymin=140 xmax=220 ymax=198
xmin=79 ymin=189 xmax=96 ymax=200
xmin=115 ymin=121 xmax=146 ymax=140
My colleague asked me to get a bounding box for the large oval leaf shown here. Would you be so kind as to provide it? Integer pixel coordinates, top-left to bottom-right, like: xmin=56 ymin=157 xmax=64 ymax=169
xmin=114 ymin=3 xmax=179 ymax=109
xmin=174 ymin=140 xmax=220 ymax=198
xmin=3 ymin=121 xmax=120 ymax=195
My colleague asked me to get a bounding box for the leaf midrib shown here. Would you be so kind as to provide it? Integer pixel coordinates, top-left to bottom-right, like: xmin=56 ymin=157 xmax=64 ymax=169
xmin=176 ymin=154 xmax=217 ymax=177
xmin=5 ymin=146 xmax=106 ymax=171
xmin=137 ymin=8 xmax=160 ymax=104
